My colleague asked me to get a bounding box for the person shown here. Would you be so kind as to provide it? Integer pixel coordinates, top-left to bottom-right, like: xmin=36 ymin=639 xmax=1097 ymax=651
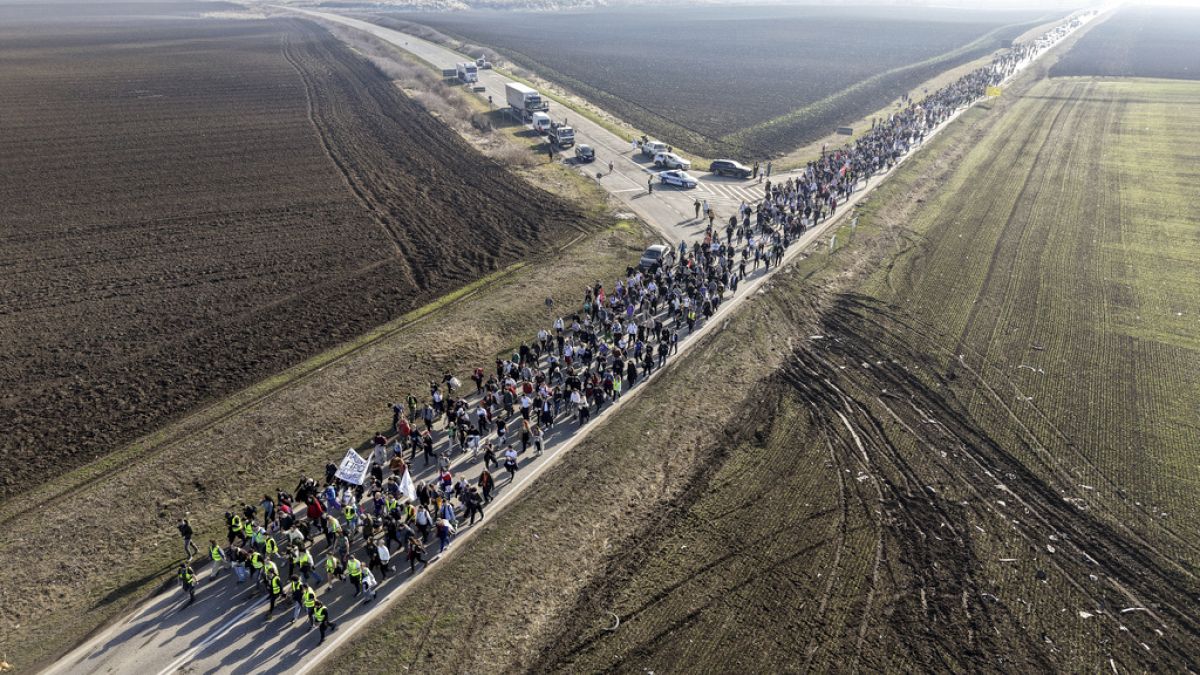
xmin=647 ymin=175 xmax=653 ymax=194
xmin=297 ymin=546 xmax=323 ymax=585
xmin=360 ymin=567 xmax=379 ymax=604
xmin=248 ymin=549 xmax=264 ymax=585
xmin=407 ymin=536 xmax=428 ymax=573
xmin=207 ymin=540 xmax=228 ymax=580
xmin=288 ymin=575 xmax=306 ymax=623
xmin=324 ymin=553 xmax=344 ymax=585
xmin=435 ymin=517 xmax=456 ymax=553
xmin=345 ymin=555 xmax=364 ymax=597
xmin=503 ymin=448 xmax=519 ymax=483
xmin=178 ymin=564 xmax=197 ymax=605
xmin=265 ymin=571 xmax=283 ymax=620
xmin=693 ymin=198 xmax=701 ymax=219
xmin=301 ymin=584 xmax=318 ymax=626
xmin=464 ymin=487 xmax=485 ymax=525
xmin=479 ymin=469 xmax=495 ymax=504
xmin=313 ymin=600 xmax=336 ymax=643
xmin=177 ymin=519 xmax=198 ymax=561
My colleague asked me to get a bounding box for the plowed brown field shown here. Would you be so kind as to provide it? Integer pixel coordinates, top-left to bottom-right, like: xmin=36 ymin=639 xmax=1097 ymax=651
xmin=0 ymin=6 xmax=592 ymax=497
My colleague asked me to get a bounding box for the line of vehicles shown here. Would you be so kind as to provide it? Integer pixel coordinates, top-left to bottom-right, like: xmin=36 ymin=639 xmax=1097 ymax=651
xmin=494 ymin=75 xmax=754 ymax=187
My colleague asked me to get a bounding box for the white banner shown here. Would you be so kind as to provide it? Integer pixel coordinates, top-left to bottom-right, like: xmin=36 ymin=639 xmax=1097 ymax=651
xmin=399 ymin=468 xmax=417 ymax=503
xmin=335 ymin=448 xmax=370 ymax=485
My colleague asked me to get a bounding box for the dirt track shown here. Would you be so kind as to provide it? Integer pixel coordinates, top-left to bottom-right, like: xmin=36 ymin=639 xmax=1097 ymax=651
xmin=0 ymin=11 xmax=593 ymax=497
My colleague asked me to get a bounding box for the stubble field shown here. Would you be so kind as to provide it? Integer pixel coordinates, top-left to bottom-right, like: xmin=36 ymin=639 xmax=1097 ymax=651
xmin=0 ymin=5 xmax=593 ymax=497
xmin=384 ymin=6 xmax=1054 ymax=157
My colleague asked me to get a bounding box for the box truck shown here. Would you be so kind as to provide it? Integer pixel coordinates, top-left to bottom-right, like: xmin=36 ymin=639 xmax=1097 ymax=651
xmin=505 ymin=82 xmax=548 ymax=120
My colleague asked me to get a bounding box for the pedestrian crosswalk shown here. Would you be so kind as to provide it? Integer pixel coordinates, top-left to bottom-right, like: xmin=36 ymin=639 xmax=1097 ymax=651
xmin=695 ymin=180 xmax=762 ymax=204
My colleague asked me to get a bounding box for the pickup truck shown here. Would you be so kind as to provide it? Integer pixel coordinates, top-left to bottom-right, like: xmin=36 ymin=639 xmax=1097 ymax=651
xmin=654 ymin=151 xmax=691 ymax=171
xmin=640 ymin=140 xmax=667 ymax=158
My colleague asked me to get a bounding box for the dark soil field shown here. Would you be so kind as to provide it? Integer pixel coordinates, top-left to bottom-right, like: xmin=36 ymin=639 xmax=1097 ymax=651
xmin=0 ymin=4 xmax=592 ymax=498
xmin=383 ymin=6 xmax=1053 ymax=157
xmin=1051 ymin=7 xmax=1200 ymax=80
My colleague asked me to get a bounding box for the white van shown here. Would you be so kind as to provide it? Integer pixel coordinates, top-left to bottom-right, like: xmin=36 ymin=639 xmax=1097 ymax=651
xmin=531 ymin=112 xmax=551 ymax=133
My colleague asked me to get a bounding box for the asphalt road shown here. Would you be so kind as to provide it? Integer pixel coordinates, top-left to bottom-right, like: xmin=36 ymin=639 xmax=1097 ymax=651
xmin=44 ymin=9 xmax=1094 ymax=674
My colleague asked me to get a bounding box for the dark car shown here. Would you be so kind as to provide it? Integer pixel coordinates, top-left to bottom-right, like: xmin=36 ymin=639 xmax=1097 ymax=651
xmin=709 ymin=159 xmax=752 ymax=179
xmin=575 ymin=144 xmax=595 ymax=162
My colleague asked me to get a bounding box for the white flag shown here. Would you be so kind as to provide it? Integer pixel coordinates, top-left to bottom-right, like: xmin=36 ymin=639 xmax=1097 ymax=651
xmin=398 ymin=468 xmax=417 ymax=503
xmin=335 ymin=448 xmax=370 ymax=486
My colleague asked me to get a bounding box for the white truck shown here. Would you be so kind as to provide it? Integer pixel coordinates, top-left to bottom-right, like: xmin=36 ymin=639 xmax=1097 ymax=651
xmin=548 ymin=122 xmax=575 ymax=148
xmin=456 ymin=62 xmax=478 ymax=84
xmin=505 ymin=82 xmax=548 ymax=120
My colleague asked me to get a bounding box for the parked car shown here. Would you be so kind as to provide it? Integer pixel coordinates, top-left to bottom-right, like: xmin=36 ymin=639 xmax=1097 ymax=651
xmin=531 ymin=112 xmax=551 ymax=133
xmin=709 ymin=159 xmax=752 ymax=178
xmin=638 ymin=244 xmax=669 ymax=270
xmin=575 ymin=144 xmax=595 ymax=162
xmin=658 ymin=170 xmax=698 ymax=188
xmin=640 ymin=140 xmax=668 ymax=158
xmin=653 ymin=151 xmax=691 ymax=171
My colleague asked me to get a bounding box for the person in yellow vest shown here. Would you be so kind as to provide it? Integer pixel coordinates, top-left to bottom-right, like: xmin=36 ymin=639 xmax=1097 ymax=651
xmin=263 ymin=558 xmax=279 ymax=586
xmin=324 ymin=514 xmax=341 ymax=550
xmin=264 ymin=535 xmax=279 ymax=559
xmin=178 ymin=564 xmax=197 ymax=606
xmin=343 ymin=502 xmax=358 ymax=540
xmin=296 ymin=547 xmax=323 ymax=585
xmin=207 ymin=540 xmax=228 ymax=580
xmin=324 ymin=553 xmax=344 ymax=584
xmin=248 ymin=550 xmax=264 ymax=585
xmin=227 ymin=512 xmax=244 ymax=546
xmin=288 ymin=575 xmax=307 ymax=623
xmin=241 ymin=518 xmax=255 ymax=545
xmin=301 ymin=584 xmax=318 ymax=626
xmin=313 ymin=600 xmax=336 ymax=643
xmin=252 ymin=527 xmax=267 ymax=551
xmin=265 ymin=571 xmax=283 ymax=620
xmin=345 ymin=555 xmax=364 ymax=597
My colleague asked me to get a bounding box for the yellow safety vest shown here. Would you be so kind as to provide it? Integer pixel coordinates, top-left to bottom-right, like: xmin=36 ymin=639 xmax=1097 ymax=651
xmin=180 ymin=568 xmax=196 ymax=584
xmin=231 ymin=515 xmax=243 ymax=531
xmin=242 ymin=521 xmax=254 ymax=537
xmin=270 ymin=576 xmax=281 ymax=594
xmin=265 ymin=538 xmax=278 ymax=555
xmin=250 ymin=552 xmax=263 ymax=570
xmin=289 ymin=579 xmax=303 ymax=594
xmin=265 ymin=561 xmax=279 ymax=578
xmin=303 ymin=588 xmax=316 ymax=608
xmin=325 ymin=557 xmax=337 ymax=574
xmin=346 ymin=558 xmax=361 ymax=578
xmin=298 ymin=551 xmax=313 ymax=567
xmin=313 ymin=606 xmax=326 ymax=622
xmin=210 ymin=545 xmax=223 ymax=561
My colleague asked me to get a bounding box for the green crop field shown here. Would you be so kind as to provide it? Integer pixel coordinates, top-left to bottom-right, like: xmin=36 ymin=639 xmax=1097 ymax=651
xmin=532 ymin=76 xmax=1200 ymax=671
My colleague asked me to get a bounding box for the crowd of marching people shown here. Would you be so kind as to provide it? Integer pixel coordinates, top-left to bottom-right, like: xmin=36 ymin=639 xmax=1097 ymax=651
xmin=171 ymin=21 xmax=1078 ymax=650
xmin=744 ymin=39 xmax=1048 ymax=237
